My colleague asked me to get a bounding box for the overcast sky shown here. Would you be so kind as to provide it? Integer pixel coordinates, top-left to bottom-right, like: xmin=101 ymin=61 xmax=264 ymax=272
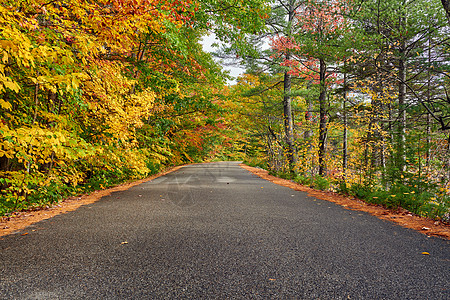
xmin=200 ymin=34 xmax=245 ymax=85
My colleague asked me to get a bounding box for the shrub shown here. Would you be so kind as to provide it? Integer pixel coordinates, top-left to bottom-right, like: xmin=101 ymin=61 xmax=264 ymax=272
xmin=312 ymin=175 xmax=330 ymax=191
xmin=278 ymin=171 xmax=295 ymax=180
xmin=295 ymin=175 xmax=312 ymax=186
xmin=243 ymin=157 xmax=267 ymax=169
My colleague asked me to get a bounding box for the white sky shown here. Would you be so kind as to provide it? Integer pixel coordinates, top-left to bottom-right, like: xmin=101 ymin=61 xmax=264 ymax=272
xmin=200 ymin=34 xmax=245 ymax=85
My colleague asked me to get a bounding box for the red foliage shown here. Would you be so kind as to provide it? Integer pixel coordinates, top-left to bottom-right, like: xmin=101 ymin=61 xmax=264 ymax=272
xmin=270 ymin=0 xmax=350 ymax=85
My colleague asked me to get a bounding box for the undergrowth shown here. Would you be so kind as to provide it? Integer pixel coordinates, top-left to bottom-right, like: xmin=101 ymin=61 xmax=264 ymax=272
xmin=0 ymin=157 xmax=164 ymax=217
xmin=267 ymin=168 xmax=450 ymax=223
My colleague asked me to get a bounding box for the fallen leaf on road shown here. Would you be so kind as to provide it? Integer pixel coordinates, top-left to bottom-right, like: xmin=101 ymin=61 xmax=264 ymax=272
xmin=421 ymin=252 xmax=430 ymax=255
xmin=269 ymin=278 xmax=276 ymax=281
xmin=21 ymin=232 xmax=29 ymax=236
xmin=120 ymin=241 xmax=128 ymax=245
xmin=422 ymin=227 xmax=430 ymax=231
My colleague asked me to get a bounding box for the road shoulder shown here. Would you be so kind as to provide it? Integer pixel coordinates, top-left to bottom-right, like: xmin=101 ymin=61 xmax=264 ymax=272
xmin=0 ymin=166 xmax=184 ymax=238
xmin=240 ymin=163 xmax=450 ymax=240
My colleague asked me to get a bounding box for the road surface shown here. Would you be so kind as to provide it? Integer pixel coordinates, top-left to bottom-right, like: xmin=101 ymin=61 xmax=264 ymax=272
xmin=0 ymin=162 xmax=449 ymax=299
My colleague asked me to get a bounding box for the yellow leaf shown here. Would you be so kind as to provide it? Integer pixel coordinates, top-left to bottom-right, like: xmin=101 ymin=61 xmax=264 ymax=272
xmin=2 ymin=51 xmax=8 ymax=63
xmin=0 ymin=99 xmax=12 ymax=110
xmin=3 ymin=80 xmax=20 ymax=92
xmin=0 ymin=40 xmax=15 ymax=51
xmin=421 ymin=252 xmax=430 ymax=255
xmin=71 ymin=77 xmax=78 ymax=90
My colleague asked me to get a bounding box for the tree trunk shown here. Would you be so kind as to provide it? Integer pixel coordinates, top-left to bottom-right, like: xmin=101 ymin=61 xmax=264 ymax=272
xmin=426 ymin=31 xmax=432 ymax=169
xmin=283 ymin=3 xmax=296 ymax=171
xmin=283 ymin=63 xmax=296 ymax=170
xmin=342 ymin=72 xmax=348 ymax=180
xmin=304 ymin=82 xmax=313 ymax=141
xmin=318 ymin=58 xmax=327 ymax=176
xmin=304 ymin=81 xmax=314 ymax=177
xmin=426 ymin=113 xmax=431 ymax=168
xmin=441 ymin=0 xmax=450 ymax=24
xmin=397 ymin=7 xmax=407 ymax=174
xmin=446 ymin=133 xmax=450 ymax=183
xmin=398 ymin=51 xmax=407 ymax=173
xmin=33 ymin=73 xmax=40 ymax=125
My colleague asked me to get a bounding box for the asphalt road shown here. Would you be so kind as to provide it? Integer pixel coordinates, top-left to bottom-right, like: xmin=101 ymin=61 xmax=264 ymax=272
xmin=0 ymin=161 xmax=449 ymax=299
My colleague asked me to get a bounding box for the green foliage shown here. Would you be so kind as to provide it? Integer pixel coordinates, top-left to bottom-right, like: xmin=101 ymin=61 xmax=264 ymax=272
xmin=243 ymin=156 xmax=267 ymax=169
xmin=294 ymin=174 xmax=312 ymax=186
xmin=312 ymin=176 xmax=331 ymax=191
xmin=421 ymin=197 xmax=450 ymax=220
xmin=294 ymin=174 xmax=330 ymax=191
xmin=277 ymin=171 xmax=295 ymax=180
xmin=342 ymin=180 xmax=449 ymax=221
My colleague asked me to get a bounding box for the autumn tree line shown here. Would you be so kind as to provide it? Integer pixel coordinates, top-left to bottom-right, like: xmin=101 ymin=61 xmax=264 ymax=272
xmin=1 ymin=0 xmax=450 ymax=222
xmin=228 ymin=0 xmax=450 ymax=221
xmin=0 ymin=0 xmax=267 ymax=214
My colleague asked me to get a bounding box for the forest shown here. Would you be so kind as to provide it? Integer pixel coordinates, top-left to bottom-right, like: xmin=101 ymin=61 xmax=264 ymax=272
xmin=1 ymin=0 xmax=449 ymax=223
